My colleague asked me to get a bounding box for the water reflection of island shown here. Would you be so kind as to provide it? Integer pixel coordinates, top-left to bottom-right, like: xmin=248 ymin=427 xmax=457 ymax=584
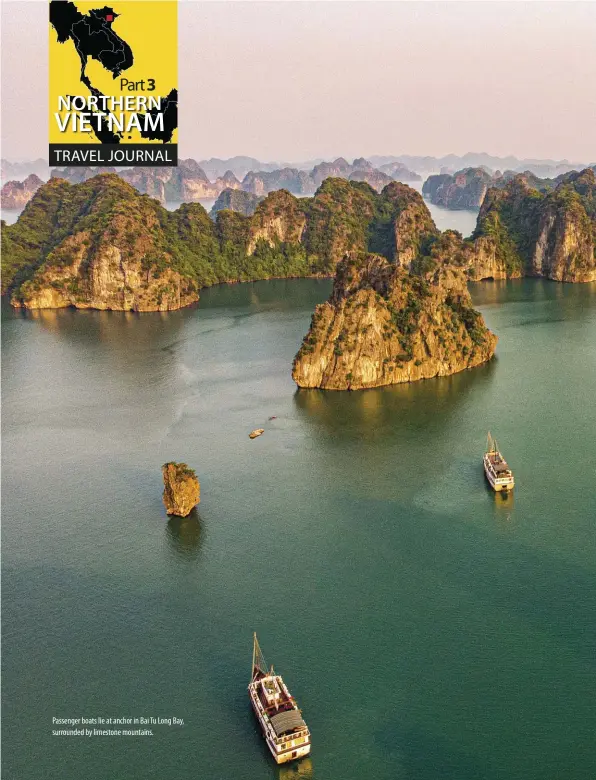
xmin=166 ymin=510 xmax=204 ymax=560
xmin=294 ymin=358 xmax=496 ymax=444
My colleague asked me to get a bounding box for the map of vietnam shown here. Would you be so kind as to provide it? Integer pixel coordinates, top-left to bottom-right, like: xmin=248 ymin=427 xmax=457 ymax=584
xmin=49 ymin=1 xmax=178 ymax=146
xmin=50 ymin=1 xmax=134 ymax=83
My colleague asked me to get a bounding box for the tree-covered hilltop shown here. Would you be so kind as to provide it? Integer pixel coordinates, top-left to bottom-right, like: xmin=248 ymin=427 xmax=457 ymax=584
xmin=291 ymin=169 xmax=596 ymax=390
xmin=300 ymin=178 xmax=438 ymax=274
xmin=3 ymin=169 xmax=595 ymax=312
xmin=1 ymin=175 xmax=314 ymax=310
xmin=292 ymin=252 xmax=497 ymax=390
xmin=472 ymin=169 xmax=596 ymax=282
xmin=2 ymin=175 xmax=445 ymax=310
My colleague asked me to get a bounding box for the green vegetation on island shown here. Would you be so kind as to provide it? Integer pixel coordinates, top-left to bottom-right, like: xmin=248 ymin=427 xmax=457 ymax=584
xmin=2 ymin=168 xmax=595 ymax=312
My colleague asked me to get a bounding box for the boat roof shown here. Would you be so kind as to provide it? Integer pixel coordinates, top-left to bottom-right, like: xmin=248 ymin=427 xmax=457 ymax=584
xmin=269 ymin=710 xmax=306 ymax=736
xmin=493 ymin=462 xmax=510 ymax=473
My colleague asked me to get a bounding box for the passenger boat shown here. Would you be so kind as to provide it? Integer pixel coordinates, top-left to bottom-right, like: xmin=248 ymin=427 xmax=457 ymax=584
xmin=483 ymin=432 xmax=515 ymax=492
xmin=248 ymin=634 xmax=311 ymax=764
xmin=249 ymin=428 xmax=264 ymax=439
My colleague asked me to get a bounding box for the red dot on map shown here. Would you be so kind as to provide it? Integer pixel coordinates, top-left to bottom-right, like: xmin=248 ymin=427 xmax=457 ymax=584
xmin=106 ymin=14 xmax=113 ymax=22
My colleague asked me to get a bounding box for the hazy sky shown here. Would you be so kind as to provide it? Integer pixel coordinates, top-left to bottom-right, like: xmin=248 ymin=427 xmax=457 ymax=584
xmin=2 ymin=1 xmax=595 ymax=163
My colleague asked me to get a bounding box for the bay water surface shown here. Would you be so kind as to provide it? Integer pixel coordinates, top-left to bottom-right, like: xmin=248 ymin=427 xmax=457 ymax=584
xmin=2 ymin=277 xmax=596 ymax=780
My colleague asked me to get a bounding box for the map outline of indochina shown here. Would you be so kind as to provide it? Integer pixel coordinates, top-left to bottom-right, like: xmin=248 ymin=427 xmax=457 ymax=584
xmin=49 ymin=0 xmax=178 ymax=147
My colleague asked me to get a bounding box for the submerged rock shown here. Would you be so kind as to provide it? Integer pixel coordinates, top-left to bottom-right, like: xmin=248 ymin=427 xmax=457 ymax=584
xmin=162 ymin=462 xmax=200 ymax=517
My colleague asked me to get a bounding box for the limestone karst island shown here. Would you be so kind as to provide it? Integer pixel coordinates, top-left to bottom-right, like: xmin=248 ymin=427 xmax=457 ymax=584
xmin=162 ymin=462 xmax=200 ymax=517
xmin=2 ymin=166 xmax=594 ymax=390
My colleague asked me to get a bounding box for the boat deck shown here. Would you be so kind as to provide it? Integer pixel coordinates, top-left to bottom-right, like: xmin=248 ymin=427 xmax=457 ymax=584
xmin=486 ymin=452 xmax=511 ymax=473
xmin=254 ymin=672 xmax=295 ymax=715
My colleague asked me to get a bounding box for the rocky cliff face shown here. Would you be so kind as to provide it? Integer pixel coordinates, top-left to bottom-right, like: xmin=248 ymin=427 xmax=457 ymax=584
xmin=423 ymin=168 xmax=494 ymax=210
xmin=242 ymin=168 xmax=314 ymax=196
xmin=215 ymin=170 xmax=242 ymax=191
xmin=211 ymin=188 xmax=264 ymax=217
xmin=292 ymin=252 xmax=497 ymax=390
xmin=382 ymin=183 xmax=438 ymax=270
xmin=301 ymin=179 xmax=378 ymax=272
xmin=243 ymin=179 xmax=440 ymax=274
xmin=1 ymin=174 xmax=44 ymax=208
xmin=348 ymin=168 xmax=394 ymax=192
xmin=468 ymin=236 xmax=512 ymax=280
xmin=162 ymin=462 xmax=200 ymax=517
xmin=7 ymin=169 xmax=592 ymax=314
xmin=247 ymin=190 xmax=308 ymax=254
xmin=471 ymin=169 xmax=596 ymax=282
xmin=8 ymin=176 xmax=199 ymax=311
xmin=2 ymin=174 xmax=318 ymax=309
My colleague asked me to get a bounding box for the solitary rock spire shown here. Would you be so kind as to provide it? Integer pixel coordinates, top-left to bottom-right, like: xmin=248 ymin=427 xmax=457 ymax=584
xmin=162 ymin=462 xmax=200 ymax=517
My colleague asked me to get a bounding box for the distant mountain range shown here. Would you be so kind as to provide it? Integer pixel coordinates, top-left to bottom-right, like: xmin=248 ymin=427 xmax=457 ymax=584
xmin=3 ymin=154 xmax=594 ymax=213
xmin=196 ymin=153 xmax=594 ymax=181
xmin=2 ymin=157 xmax=421 ymax=208
xmin=1 ymin=158 xmax=51 ymax=183
xmin=3 ymin=153 xmax=594 ymax=186
xmin=422 ymin=165 xmax=596 ymax=210
xmin=367 ymin=153 xmax=594 ymax=179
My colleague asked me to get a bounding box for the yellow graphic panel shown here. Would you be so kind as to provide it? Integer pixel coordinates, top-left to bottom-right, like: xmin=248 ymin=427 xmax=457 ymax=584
xmin=49 ymin=0 xmax=177 ymax=146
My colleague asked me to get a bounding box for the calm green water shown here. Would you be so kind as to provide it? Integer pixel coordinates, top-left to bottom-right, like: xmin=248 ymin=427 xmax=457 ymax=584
xmin=2 ymin=278 xmax=596 ymax=780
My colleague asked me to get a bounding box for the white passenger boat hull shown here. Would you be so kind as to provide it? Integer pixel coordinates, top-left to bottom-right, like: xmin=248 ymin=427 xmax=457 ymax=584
xmin=249 ymin=684 xmax=311 ymax=764
xmin=483 ymin=457 xmax=514 ymax=492
xmin=248 ymin=634 xmax=311 ymax=765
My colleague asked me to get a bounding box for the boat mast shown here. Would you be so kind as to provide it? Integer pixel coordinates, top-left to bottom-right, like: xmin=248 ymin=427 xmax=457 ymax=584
xmin=251 ymin=632 xmax=268 ymax=681
xmin=487 ymin=431 xmax=495 ymax=453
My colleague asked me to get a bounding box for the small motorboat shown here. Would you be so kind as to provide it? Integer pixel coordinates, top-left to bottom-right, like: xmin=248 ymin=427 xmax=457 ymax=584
xmin=249 ymin=428 xmax=265 ymax=439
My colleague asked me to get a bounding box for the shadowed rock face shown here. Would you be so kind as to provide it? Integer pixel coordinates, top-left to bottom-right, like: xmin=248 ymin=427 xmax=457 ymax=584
xmin=162 ymin=463 xmax=200 ymax=517
xmin=423 ymin=168 xmax=494 ymax=210
xmin=472 ymin=169 xmax=596 ymax=282
xmin=5 ymin=175 xmax=200 ymax=311
xmin=422 ymin=167 xmax=557 ymax=211
xmin=292 ymin=252 xmax=497 ymax=390
xmin=210 ymin=188 xmax=264 ymax=218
